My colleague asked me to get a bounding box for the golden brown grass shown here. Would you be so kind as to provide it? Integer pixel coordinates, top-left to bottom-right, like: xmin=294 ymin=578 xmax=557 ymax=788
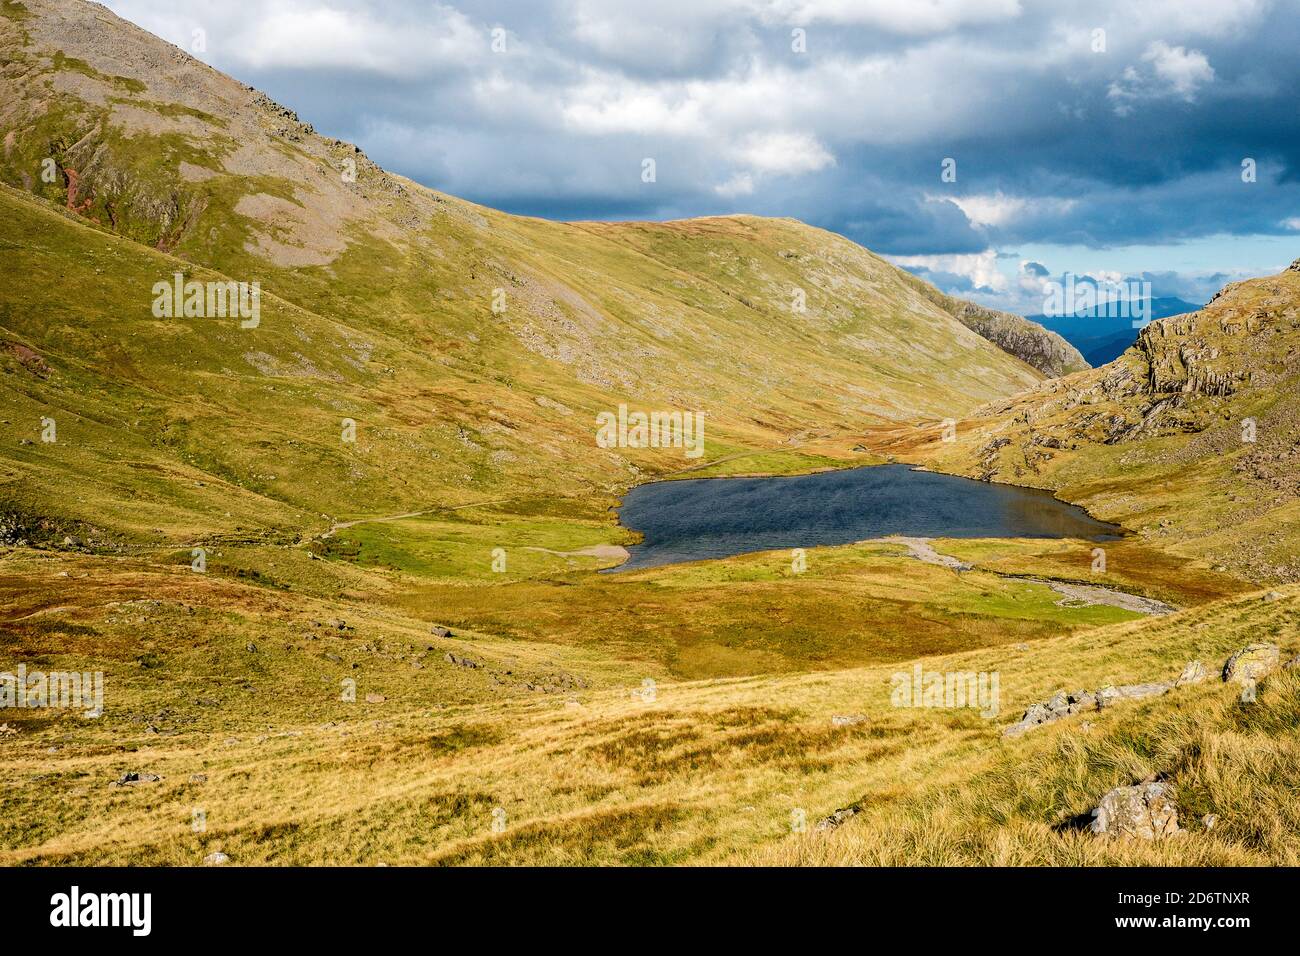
xmin=3 ymin=541 xmax=1294 ymax=866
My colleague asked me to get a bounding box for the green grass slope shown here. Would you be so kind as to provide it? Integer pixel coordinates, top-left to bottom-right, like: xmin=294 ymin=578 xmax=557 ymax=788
xmin=0 ymin=0 xmax=1052 ymax=551
xmin=881 ymin=262 xmax=1300 ymax=584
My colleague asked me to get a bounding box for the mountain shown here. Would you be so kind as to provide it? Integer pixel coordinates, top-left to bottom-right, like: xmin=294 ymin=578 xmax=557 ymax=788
xmin=893 ymin=262 xmax=1300 ymax=583
xmin=1026 ymin=296 xmax=1203 ymax=366
xmin=1080 ymin=330 xmax=1142 ymax=367
xmin=3 ymin=0 xmax=1295 ymax=871
xmin=899 ymin=277 xmax=1088 ymax=377
xmin=0 ymin=0 xmax=1071 ymax=547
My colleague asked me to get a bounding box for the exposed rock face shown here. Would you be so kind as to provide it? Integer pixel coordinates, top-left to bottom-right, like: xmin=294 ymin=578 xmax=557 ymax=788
xmin=945 ymin=300 xmax=1090 ymax=378
xmin=1089 ymin=779 xmax=1180 ymax=840
xmin=1003 ymin=689 xmax=1096 ymax=737
xmin=911 ymin=263 xmax=1300 ymax=583
xmin=899 ymin=278 xmax=1089 ymax=377
xmin=1222 ymin=643 xmax=1280 ymax=684
xmin=1003 ymin=662 xmax=1203 ymax=737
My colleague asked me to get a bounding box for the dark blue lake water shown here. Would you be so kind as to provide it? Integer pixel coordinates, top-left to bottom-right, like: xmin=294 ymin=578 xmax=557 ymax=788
xmin=613 ymin=463 xmax=1122 ymax=571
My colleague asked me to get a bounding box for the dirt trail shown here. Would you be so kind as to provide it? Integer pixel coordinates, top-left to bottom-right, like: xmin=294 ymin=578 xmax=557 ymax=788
xmin=877 ymin=536 xmax=1176 ymax=615
xmin=877 ymin=536 xmax=972 ymax=572
xmin=524 ymin=544 xmax=630 ymax=561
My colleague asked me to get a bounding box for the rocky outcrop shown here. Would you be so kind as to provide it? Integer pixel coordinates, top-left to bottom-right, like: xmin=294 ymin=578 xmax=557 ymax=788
xmin=1005 ymin=645 xmax=1290 ymax=739
xmin=815 ymin=805 xmax=862 ymax=832
xmin=899 ymin=277 xmax=1089 ymax=377
xmin=1003 ymin=689 xmax=1097 ymax=737
xmin=1088 ymin=778 xmax=1180 ymax=840
xmin=1003 ymin=661 xmax=1205 ymax=737
xmin=944 ymin=300 xmax=1090 ymax=378
xmin=1222 ymin=643 xmax=1280 ymax=684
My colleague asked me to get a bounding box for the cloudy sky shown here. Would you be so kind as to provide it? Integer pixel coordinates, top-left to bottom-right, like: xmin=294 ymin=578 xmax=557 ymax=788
xmin=101 ymin=0 xmax=1300 ymax=315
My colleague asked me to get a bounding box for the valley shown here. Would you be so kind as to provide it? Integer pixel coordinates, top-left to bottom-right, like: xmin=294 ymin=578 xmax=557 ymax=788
xmin=0 ymin=0 xmax=1297 ymax=870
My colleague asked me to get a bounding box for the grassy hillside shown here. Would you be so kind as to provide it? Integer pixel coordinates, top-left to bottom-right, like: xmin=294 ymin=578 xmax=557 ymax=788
xmin=1 ymin=0 xmax=1296 ymax=869
xmin=879 ymin=262 xmax=1300 ymax=584
xmin=0 ymin=0 xmax=1060 ymax=558
xmin=0 ymin=542 xmax=1291 ymax=865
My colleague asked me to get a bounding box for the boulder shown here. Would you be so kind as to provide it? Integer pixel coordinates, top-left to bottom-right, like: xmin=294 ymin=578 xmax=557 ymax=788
xmin=203 ymin=851 xmax=230 ymax=866
xmin=1089 ymin=779 xmax=1180 ymax=840
xmin=1002 ymin=690 xmax=1094 ymax=737
xmin=1175 ymin=660 xmax=1206 ymax=686
xmin=814 ymin=805 xmax=861 ymax=832
xmin=430 ymin=625 xmax=452 ymax=638
xmin=1096 ymin=682 xmax=1173 ymax=708
xmin=1222 ymin=643 xmax=1280 ymax=684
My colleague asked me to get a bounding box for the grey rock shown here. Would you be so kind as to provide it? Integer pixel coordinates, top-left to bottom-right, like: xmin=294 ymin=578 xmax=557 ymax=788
xmin=203 ymin=851 xmax=230 ymax=866
xmin=1096 ymin=682 xmax=1173 ymax=709
xmin=814 ymin=805 xmax=862 ymax=832
xmin=430 ymin=625 xmax=452 ymax=638
xmin=1089 ymin=779 xmax=1180 ymax=840
xmin=1002 ymin=689 xmax=1094 ymax=737
xmin=1222 ymin=643 xmax=1280 ymax=684
xmin=1175 ymin=660 xmax=1206 ymax=686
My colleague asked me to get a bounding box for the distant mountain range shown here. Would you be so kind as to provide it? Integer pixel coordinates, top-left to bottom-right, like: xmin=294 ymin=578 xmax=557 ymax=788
xmin=1025 ymin=297 xmax=1203 ymax=366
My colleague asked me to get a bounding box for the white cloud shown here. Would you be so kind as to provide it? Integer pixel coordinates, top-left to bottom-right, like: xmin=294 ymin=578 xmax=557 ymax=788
xmin=1143 ymin=41 xmax=1215 ymax=98
xmin=760 ymin=0 xmax=1023 ymax=34
xmin=735 ymin=131 xmax=834 ymax=175
xmin=715 ymin=173 xmax=756 ymax=197
xmin=926 ymin=193 xmax=1077 ymax=229
xmin=940 ymin=193 xmax=1026 ymax=228
xmin=888 ymin=251 xmax=1010 ymax=292
xmin=108 ymin=0 xmax=481 ymax=78
xmin=1109 ymin=40 xmax=1214 ymax=113
xmin=560 ymin=75 xmax=707 ymax=135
